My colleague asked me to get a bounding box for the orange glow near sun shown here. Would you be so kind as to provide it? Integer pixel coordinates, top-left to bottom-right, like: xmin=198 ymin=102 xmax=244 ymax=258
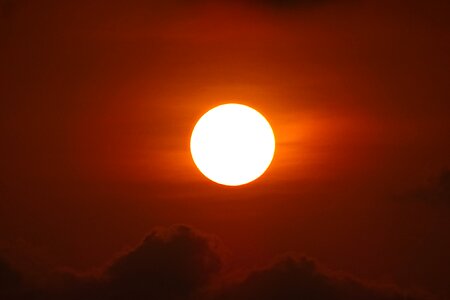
xmin=190 ymin=103 xmax=275 ymax=186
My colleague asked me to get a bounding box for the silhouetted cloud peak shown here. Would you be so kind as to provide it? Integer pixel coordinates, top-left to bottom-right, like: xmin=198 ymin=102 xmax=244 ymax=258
xmin=0 ymin=225 xmax=433 ymax=300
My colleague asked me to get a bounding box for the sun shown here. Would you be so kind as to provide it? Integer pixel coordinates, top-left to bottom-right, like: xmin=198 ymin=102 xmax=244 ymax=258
xmin=190 ymin=103 xmax=275 ymax=186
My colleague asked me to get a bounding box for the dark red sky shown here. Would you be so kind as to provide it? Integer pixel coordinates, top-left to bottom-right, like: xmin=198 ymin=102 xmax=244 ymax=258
xmin=1 ymin=0 xmax=449 ymax=299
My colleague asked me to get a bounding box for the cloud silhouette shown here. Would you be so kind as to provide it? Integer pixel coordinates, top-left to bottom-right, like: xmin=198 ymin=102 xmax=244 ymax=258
xmin=249 ymin=0 xmax=332 ymax=8
xmin=433 ymin=169 xmax=450 ymax=202
xmin=36 ymin=225 xmax=223 ymax=300
xmin=0 ymin=0 xmax=25 ymax=19
xmin=214 ymin=255 xmax=425 ymax=300
xmin=409 ymin=169 xmax=450 ymax=204
xmin=103 ymin=224 xmax=222 ymax=300
xmin=0 ymin=258 xmax=22 ymax=300
xmin=0 ymin=225 xmax=433 ymax=300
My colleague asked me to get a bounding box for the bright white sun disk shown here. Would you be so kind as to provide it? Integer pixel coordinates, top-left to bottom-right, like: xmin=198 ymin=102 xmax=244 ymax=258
xmin=190 ymin=103 xmax=275 ymax=186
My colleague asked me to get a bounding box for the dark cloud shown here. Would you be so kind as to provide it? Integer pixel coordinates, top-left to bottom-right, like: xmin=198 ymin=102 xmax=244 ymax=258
xmin=214 ymin=256 xmax=425 ymax=300
xmin=409 ymin=169 xmax=450 ymax=204
xmin=35 ymin=225 xmax=223 ymax=300
xmin=0 ymin=225 xmax=433 ymax=300
xmin=0 ymin=0 xmax=13 ymax=18
xmin=0 ymin=258 xmax=22 ymax=300
xmin=0 ymin=0 xmax=23 ymax=19
xmin=0 ymin=259 xmax=20 ymax=288
xmin=249 ymin=0 xmax=332 ymax=8
xmin=434 ymin=169 xmax=450 ymax=201
xmin=103 ymin=224 xmax=222 ymax=299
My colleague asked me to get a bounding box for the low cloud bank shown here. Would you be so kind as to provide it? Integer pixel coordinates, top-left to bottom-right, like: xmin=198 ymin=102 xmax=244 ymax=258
xmin=0 ymin=225 xmax=431 ymax=300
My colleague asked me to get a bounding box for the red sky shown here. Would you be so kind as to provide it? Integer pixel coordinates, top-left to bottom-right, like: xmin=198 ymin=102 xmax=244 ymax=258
xmin=1 ymin=0 xmax=449 ymax=299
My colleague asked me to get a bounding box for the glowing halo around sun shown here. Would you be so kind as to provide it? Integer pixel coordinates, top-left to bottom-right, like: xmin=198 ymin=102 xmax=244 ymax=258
xmin=190 ymin=103 xmax=275 ymax=186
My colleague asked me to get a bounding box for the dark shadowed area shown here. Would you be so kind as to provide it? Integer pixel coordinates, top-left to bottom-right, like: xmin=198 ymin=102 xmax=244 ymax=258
xmin=0 ymin=225 xmax=433 ymax=300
